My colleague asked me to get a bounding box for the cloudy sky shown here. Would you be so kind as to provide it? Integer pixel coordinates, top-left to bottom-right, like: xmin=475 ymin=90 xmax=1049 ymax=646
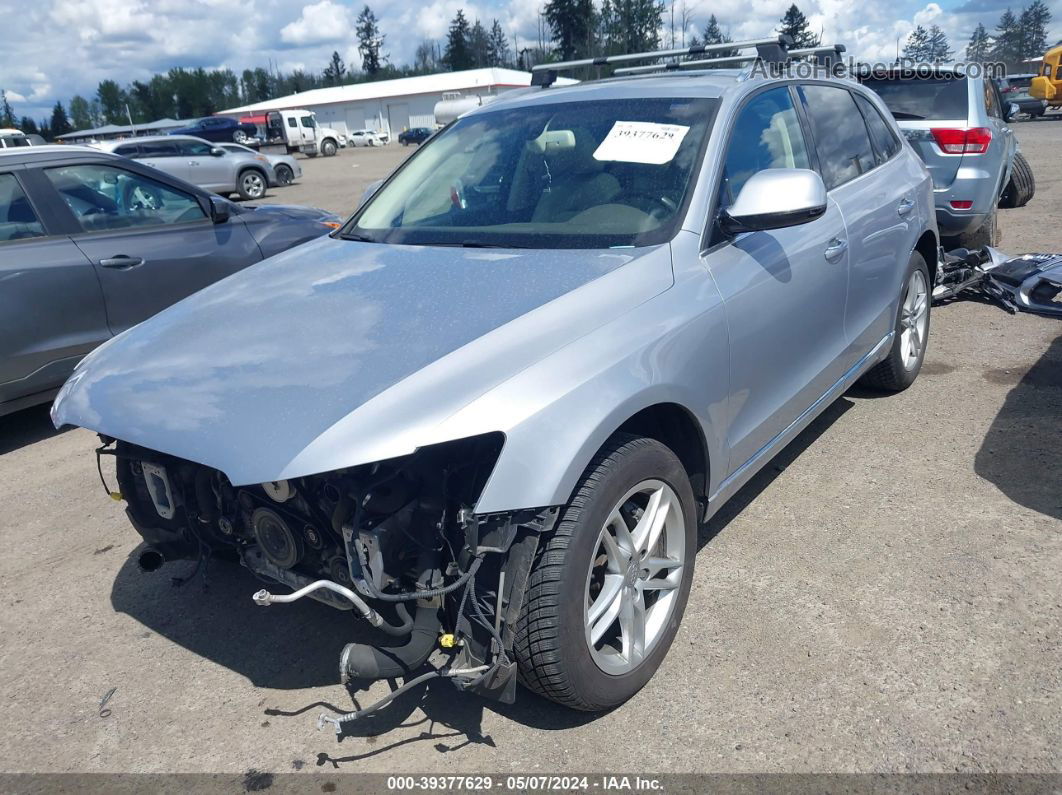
xmin=2 ymin=0 xmax=1060 ymax=121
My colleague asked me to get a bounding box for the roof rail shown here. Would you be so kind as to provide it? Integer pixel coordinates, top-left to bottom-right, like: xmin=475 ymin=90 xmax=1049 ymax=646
xmin=530 ymin=35 xmax=793 ymax=87
xmin=614 ymin=42 xmax=847 ymax=77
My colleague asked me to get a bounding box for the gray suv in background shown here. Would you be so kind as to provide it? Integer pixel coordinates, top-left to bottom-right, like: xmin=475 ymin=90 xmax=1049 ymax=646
xmin=96 ymin=135 xmax=274 ymax=200
xmin=859 ymin=65 xmax=1030 ymax=248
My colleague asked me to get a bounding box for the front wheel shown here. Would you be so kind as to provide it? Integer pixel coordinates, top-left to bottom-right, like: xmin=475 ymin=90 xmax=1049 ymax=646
xmin=233 ymin=129 xmax=249 ymax=144
xmin=859 ymin=252 xmax=931 ymax=392
xmin=321 ymin=139 xmax=337 ymax=157
xmin=237 ymin=170 xmax=266 ymax=200
xmin=514 ymin=434 xmax=696 ymax=711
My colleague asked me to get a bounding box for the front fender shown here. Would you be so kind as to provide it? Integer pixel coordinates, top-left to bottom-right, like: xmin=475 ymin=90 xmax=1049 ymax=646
xmin=443 ymin=246 xmax=730 ymax=514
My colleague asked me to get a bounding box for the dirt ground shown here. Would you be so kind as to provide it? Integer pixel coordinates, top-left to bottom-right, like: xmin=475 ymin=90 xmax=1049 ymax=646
xmin=0 ymin=122 xmax=1059 ymax=777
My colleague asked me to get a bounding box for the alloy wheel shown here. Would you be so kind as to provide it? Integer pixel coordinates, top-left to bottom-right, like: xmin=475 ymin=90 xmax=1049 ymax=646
xmin=900 ymin=268 xmax=929 ymax=370
xmin=583 ymin=479 xmax=685 ymax=675
xmin=242 ymin=172 xmax=265 ymax=199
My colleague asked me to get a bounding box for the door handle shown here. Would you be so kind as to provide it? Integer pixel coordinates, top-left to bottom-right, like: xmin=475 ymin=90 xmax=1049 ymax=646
xmin=897 ymin=197 xmax=915 ymax=216
xmin=99 ymin=256 xmax=145 ymax=270
xmin=824 ymin=238 xmax=847 ymax=260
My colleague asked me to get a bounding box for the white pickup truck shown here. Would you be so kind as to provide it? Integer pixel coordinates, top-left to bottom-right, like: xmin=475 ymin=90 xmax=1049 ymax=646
xmin=260 ymin=109 xmax=344 ymax=158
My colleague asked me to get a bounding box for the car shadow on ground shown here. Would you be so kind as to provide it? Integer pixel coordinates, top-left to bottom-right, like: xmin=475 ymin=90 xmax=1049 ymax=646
xmin=974 ymin=333 xmax=1062 ymax=521
xmin=109 ymin=394 xmax=858 ymax=760
xmin=0 ymin=404 xmax=69 ymax=456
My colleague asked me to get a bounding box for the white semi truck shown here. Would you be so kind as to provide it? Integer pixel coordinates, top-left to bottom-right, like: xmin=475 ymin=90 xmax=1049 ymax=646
xmin=259 ymin=109 xmax=344 ymax=157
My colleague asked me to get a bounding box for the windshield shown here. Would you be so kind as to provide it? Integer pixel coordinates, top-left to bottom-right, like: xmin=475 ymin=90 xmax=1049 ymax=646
xmin=345 ymin=97 xmax=718 ymax=249
xmin=860 ymin=75 xmax=968 ymax=121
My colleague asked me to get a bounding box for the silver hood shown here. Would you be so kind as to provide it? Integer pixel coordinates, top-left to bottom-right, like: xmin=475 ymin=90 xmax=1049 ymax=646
xmin=52 ymin=234 xmax=671 ymax=485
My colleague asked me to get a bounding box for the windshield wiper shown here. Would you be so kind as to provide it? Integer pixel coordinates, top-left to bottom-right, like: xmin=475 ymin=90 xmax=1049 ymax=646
xmin=340 ymin=231 xmax=377 ymax=242
xmin=459 ymin=240 xmax=529 ymax=249
xmin=890 ymin=111 xmax=927 ymax=120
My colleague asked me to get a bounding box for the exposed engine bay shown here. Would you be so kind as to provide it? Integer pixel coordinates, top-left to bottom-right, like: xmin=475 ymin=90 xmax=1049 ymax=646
xmin=934 ymin=247 xmax=1062 ymax=317
xmin=98 ymin=433 xmax=557 ymax=732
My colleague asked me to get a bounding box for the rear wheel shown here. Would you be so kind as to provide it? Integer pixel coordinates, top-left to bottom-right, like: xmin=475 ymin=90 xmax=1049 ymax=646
xmin=233 ymin=129 xmax=249 ymax=144
xmin=274 ymin=164 xmax=294 ymax=186
xmin=860 ymin=252 xmax=931 ymax=392
xmin=950 ymin=206 xmax=998 ymax=250
xmin=514 ymin=434 xmax=696 ymax=711
xmin=999 ymin=152 xmax=1035 ymax=208
xmin=237 ymin=170 xmax=266 ymax=200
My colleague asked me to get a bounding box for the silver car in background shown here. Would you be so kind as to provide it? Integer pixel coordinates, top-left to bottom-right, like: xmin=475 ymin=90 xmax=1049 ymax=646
xmin=859 ymin=65 xmax=1019 ymax=248
xmin=53 ymin=51 xmax=938 ymax=718
xmin=97 ymin=135 xmax=274 ymax=200
xmin=216 ymin=142 xmax=302 ymax=186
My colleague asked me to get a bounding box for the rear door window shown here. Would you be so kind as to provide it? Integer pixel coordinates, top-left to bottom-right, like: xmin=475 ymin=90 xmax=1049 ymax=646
xmin=799 ymin=85 xmax=877 ymax=190
xmin=0 ymin=173 xmax=46 ymax=242
xmin=140 ymin=140 xmax=179 ymax=157
xmin=859 ymin=75 xmax=968 ymax=121
xmin=854 ymin=94 xmax=902 ymax=164
xmin=177 ymin=139 xmax=214 ymax=156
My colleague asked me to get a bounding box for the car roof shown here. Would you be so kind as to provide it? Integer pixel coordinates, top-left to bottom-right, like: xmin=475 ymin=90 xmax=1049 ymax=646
xmin=94 ymin=134 xmax=210 ymax=149
xmin=0 ymin=144 xmax=122 ymax=165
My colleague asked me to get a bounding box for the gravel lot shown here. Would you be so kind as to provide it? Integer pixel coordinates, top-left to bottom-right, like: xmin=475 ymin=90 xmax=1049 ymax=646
xmin=0 ymin=124 xmax=1059 ymax=777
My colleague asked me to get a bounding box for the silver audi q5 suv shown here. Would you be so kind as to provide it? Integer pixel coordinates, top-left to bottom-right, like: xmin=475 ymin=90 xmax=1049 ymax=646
xmin=52 ymin=41 xmax=938 ymax=721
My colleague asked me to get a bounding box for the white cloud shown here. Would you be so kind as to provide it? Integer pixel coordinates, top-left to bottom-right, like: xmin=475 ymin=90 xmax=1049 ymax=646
xmin=280 ymin=1 xmax=354 ymax=46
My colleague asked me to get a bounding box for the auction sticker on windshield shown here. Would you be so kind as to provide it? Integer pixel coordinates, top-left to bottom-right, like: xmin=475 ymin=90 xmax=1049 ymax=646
xmin=593 ymin=121 xmax=690 ymax=165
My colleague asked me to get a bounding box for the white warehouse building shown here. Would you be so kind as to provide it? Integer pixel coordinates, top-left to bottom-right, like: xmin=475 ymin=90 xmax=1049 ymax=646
xmin=218 ymin=68 xmax=575 ymax=137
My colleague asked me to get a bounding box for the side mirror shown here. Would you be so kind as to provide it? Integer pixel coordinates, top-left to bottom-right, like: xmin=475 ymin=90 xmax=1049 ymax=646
xmin=720 ymin=168 xmax=827 ymax=235
xmin=210 ymin=196 xmax=231 ymax=223
xmin=210 ymin=147 xmax=226 ymax=157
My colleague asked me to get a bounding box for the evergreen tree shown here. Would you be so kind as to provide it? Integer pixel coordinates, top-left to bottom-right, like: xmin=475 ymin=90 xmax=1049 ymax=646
xmin=777 ymin=4 xmax=820 ymax=48
xmin=19 ymin=117 xmax=38 ymax=134
xmin=903 ymin=25 xmax=931 ymax=61
xmin=0 ymin=90 xmax=14 ymax=127
xmin=469 ymin=19 xmax=490 ymax=67
xmin=544 ymin=0 xmax=595 ymax=60
xmin=597 ymin=0 xmax=622 ymax=55
xmin=487 ymin=19 xmax=512 ymax=67
xmin=323 ymin=51 xmax=347 ymax=85
xmin=992 ymin=9 xmax=1022 ymax=68
xmin=925 ymin=24 xmax=953 ymax=62
xmin=96 ymin=79 xmax=127 ymax=124
xmin=50 ymin=101 xmax=72 ymax=137
xmin=966 ymin=22 xmax=992 ymax=61
xmin=37 ymin=119 xmax=52 ymax=141
xmin=444 ymin=10 xmax=474 ymax=70
xmin=356 ymin=6 xmax=386 ymax=75
xmin=69 ymin=95 xmax=94 ymax=130
xmin=702 ymin=14 xmax=735 ymax=59
xmin=615 ymin=0 xmax=665 ymax=52
xmin=1019 ymin=0 xmax=1051 ymax=59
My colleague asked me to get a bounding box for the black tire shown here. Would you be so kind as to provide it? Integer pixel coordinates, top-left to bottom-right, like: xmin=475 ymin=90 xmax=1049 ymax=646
xmin=998 ymin=152 xmax=1035 ymax=208
xmin=321 ymin=139 xmax=337 ymax=157
xmin=514 ymin=434 xmax=697 ymax=711
xmin=860 ymin=251 xmax=931 ymax=392
xmin=236 ymin=169 xmax=266 ymax=201
xmin=274 ymin=164 xmax=294 ymax=186
xmin=949 ymin=206 xmax=998 ymax=250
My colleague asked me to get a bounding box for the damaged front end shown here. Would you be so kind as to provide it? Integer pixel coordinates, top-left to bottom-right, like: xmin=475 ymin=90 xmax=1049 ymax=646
xmin=934 ymin=248 xmax=1062 ymax=317
xmin=99 ymin=432 xmax=557 ymax=730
